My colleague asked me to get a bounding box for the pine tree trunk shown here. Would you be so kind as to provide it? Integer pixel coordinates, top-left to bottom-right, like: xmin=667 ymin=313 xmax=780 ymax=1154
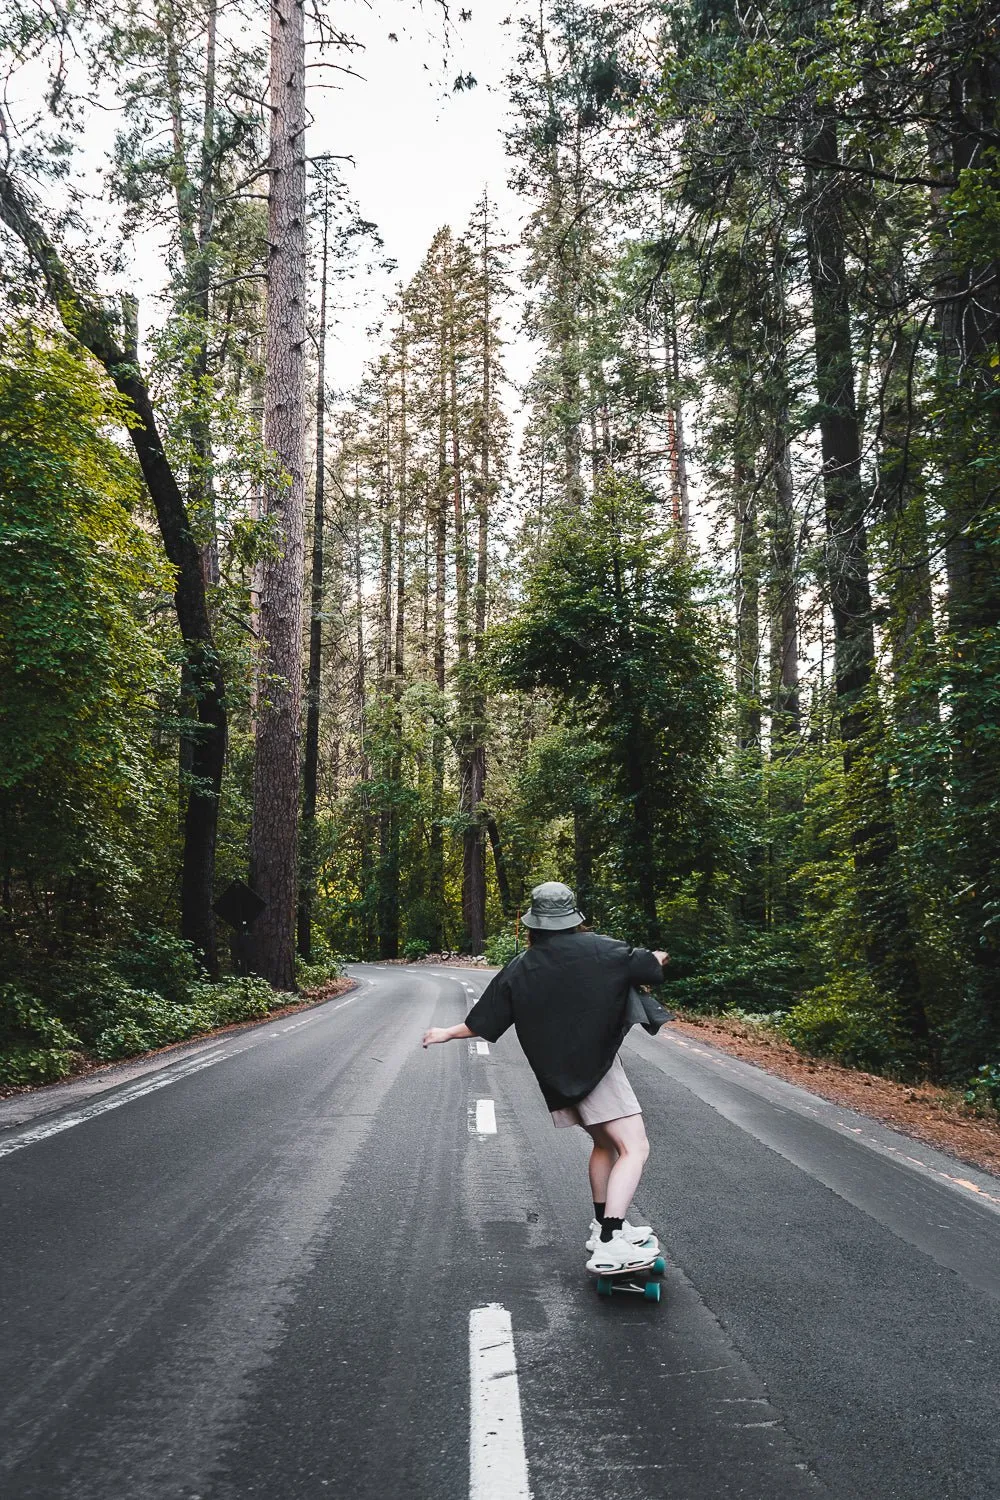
xmin=376 ymin=415 xmax=399 ymax=960
xmin=297 ymin=188 xmax=329 ymax=962
xmin=429 ymin=338 xmax=448 ymax=948
xmin=803 ymin=117 xmax=927 ymax=1045
xmin=247 ymin=0 xmax=307 ymax=990
xmin=768 ymin=406 xmax=800 ymax=749
xmin=486 ymin=818 xmax=514 ymax=919
xmin=933 ymin=52 xmax=1000 ymax=1052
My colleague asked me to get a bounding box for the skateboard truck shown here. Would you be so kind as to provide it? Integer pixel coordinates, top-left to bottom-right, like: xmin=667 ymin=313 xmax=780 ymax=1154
xmin=592 ymin=1255 xmax=666 ymax=1303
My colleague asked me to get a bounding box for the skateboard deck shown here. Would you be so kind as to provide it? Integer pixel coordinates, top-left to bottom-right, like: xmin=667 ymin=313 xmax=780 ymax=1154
xmin=588 ymin=1253 xmax=666 ymax=1302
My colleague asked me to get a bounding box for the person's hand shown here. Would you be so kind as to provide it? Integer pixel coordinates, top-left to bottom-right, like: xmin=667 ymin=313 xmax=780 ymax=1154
xmin=653 ymin=949 xmax=670 ymax=966
xmin=422 ymin=1027 xmax=451 ymax=1048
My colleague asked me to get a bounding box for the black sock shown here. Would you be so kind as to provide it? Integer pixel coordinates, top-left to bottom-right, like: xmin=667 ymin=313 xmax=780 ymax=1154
xmin=593 ymin=1201 xmax=605 ymax=1224
xmin=600 ymin=1216 xmax=624 ymax=1243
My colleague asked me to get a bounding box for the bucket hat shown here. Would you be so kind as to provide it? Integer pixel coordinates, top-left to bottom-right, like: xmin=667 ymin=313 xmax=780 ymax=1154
xmin=521 ymin=881 xmax=585 ymax=931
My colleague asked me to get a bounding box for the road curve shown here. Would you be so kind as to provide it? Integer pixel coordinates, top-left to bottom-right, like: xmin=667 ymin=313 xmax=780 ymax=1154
xmin=1 ymin=963 xmax=998 ymax=1499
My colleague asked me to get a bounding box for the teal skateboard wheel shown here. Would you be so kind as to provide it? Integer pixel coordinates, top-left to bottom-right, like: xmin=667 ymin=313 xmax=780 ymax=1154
xmin=644 ymin=1281 xmax=661 ymax=1302
xmin=653 ymin=1256 xmax=666 ymax=1274
xmin=596 ymin=1277 xmax=613 ymax=1296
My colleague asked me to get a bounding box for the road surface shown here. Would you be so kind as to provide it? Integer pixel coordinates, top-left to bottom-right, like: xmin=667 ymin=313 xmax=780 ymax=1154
xmin=1 ymin=962 xmax=998 ymax=1498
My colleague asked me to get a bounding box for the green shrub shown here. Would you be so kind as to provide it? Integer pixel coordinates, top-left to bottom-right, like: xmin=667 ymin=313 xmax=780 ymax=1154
xmin=92 ymin=989 xmax=213 ymax=1059
xmin=484 ymin=930 xmax=520 ymax=967
xmin=964 ymin=1062 xmax=1000 ymax=1115
xmin=402 ymin=938 xmax=430 ymax=961
xmin=110 ymin=931 xmax=201 ymax=1005
xmin=779 ymin=976 xmax=907 ymax=1074
xmin=726 ymin=1008 xmax=786 ymax=1030
xmin=296 ymin=951 xmax=345 ymax=988
xmin=194 ymin=975 xmax=278 ymax=1026
xmin=660 ymin=927 xmax=811 ymax=1014
xmin=0 ymin=984 xmax=83 ymax=1085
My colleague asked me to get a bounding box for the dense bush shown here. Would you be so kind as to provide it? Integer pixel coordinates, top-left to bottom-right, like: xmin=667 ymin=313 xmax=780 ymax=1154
xmin=0 ymin=935 xmax=303 ymax=1082
xmin=778 ymin=976 xmax=909 ymax=1075
xmin=109 ymin=931 xmax=201 ymax=1007
xmin=91 ymin=975 xmax=279 ymax=1059
xmin=0 ymin=986 xmax=83 ymax=1086
xmin=660 ymin=926 xmax=812 ymax=1014
xmin=964 ymin=1062 xmax=1000 ymax=1116
xmin=484 ymin=930 xmax=519 ymax=967
xmin=402 ymin=938 xmax=430 ymax=961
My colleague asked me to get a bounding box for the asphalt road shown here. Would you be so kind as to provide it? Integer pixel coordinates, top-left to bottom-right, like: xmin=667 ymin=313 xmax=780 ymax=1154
xmin=1 ymin=963 xmax=998 ymax=1500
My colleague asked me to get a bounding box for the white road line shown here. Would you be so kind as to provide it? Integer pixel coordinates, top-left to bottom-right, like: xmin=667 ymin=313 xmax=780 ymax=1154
xmin=474 ymin=1098 xmax=497 ymax=1135
xmin=0 ymin=1053 xmax=228 ymax=1159
xmin=0 ymin=988 xmax=366 ymax=1161
xmin=476 ymin=1040 xmax=490 ymax=1056
xmin=469 ymin=1305 xmax=531 ymax=1500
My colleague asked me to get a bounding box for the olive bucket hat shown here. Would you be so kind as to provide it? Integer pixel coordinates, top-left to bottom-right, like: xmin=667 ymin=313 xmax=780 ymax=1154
xmin=520 ymin=881 xmax=586 ymax=931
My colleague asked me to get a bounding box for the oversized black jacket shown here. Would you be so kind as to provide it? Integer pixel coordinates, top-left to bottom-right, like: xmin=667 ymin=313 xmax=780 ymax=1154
xmin=464 ymin=930 xmax=665 ymax=1110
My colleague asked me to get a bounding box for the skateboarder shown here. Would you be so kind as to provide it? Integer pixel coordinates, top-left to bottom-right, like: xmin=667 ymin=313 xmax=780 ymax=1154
xmin=422 ymin=881 xmax=668 ymax=1274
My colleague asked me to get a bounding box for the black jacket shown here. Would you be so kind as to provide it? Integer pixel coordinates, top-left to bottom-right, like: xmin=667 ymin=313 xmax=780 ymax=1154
xmin=464 ymin=930 xmax=665 ymax=1109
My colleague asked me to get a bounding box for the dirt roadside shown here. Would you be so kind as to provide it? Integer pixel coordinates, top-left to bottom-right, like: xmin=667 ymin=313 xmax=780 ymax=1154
xmin=668 ymin=1010 xmax=1000 ymax=1178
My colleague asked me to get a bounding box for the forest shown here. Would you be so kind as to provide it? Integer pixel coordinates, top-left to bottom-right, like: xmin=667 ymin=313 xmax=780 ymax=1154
xmin=1 ymin=0 xmax=998 ymax=1110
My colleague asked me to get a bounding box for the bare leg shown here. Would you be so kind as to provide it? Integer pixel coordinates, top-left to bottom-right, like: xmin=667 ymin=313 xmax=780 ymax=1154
xmin=600 ymin=1114 xmax=650 ymax=1221
xmin=583 ymin=1122 xmax=618 ymax=1205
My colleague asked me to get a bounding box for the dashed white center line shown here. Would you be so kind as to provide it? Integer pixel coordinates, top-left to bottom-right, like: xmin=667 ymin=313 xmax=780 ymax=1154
xmin=469 ymin=1305 xmax=531 ymax=1500
xmin=472 ymin=1098 xmax=497 ymax=1135
xmin=475 ymin=1040 xmax=490 ymax=1056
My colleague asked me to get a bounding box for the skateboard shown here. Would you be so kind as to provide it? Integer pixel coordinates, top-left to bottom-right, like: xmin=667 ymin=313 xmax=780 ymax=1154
xmin=588 ymin=1253 xmax=666 ymax=1303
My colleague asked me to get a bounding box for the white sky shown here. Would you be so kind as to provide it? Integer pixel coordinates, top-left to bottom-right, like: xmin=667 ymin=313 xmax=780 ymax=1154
xmin=314 ymin=2 xmax=533 ymax=392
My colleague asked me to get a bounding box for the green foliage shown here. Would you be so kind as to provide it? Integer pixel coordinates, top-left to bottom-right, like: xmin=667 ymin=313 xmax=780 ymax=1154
xmin=296 ymin=948 xmax=346 ymax=988
xmin=0 ymin=985 xmax=83 ymax=1087
xmin=0 ymin=944 xmax=295 ymax=1074
xmin=0 ymin=328 xmax=174 ymax=953
xmin=490 ymin=474 xmax=725 ymax=941
xmin=484 ymin=930 xmax=520 ymax=967
xmin=660 ymin=927 xmax=812 ymax=1014
xmin=90 ymin=975 xmax=279 ymax=1060
xmin=964 ymin=1062 xmax=1000 ymax=1116
xmin=402 ymin=938 xmax=430 ymax=961
xmin=779 ymin=976 xmax=909 ymax=1076
xmin=109 ymin=931 xmax=202 ymax=1007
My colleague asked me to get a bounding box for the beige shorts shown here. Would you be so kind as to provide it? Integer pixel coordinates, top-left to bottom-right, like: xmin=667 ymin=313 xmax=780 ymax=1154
xmin=550 ymin=1053 xmax=642 ymax=1129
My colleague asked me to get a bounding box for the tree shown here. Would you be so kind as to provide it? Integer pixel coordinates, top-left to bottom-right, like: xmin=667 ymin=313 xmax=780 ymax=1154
xmin=492 ymin=474 xmax=724 ymax=946
xmin=246 ymin=0 xmax=308 ymax=989
xmin=0 ymin=169 xmax=229 ymax=973
xmin=0 ymin=331 xmax=171 ymax=956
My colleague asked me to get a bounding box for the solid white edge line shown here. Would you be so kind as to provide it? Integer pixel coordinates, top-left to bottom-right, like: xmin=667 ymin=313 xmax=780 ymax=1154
xmin=475 ymin=1099 xmax=497 ymax=1135
xmin=0 ymin=989 xmax=366 ymax=1160
xmin=0 ymin=1053 xmax=227 ymax=1159
xmin=469 ymin=1305 xmax=531 ymax=1500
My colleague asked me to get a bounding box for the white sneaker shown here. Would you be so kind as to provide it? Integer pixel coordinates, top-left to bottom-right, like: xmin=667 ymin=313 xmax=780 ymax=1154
xmin=585 ymin=1218 xmax=658 ymax=1254
xmin=586 ymin=1231 xmax=656 ymax=1274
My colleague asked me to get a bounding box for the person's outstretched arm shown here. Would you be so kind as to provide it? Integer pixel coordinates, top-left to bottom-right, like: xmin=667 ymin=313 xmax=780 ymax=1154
xmin=422 ymin=1023 xmax=474 ymax=1048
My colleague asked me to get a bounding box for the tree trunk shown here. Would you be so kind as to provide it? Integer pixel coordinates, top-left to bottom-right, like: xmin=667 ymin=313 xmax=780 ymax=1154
xmin=803 ymin=117 xmax=928 ymax=1046
xmin=297 ymin=184 xmax=330 ymax=962
xmin=247 ymin=0 xmax=307 ymax=990
xmin=428 ymin=336 xmax=448 ymax=949
xmin=767 ymin=405 xmax=800 ymax=749
xmin=933 ymin=50 xmax=1000 ymax=1053
xmin=486 ymin=817 xmax=514 ymax=920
